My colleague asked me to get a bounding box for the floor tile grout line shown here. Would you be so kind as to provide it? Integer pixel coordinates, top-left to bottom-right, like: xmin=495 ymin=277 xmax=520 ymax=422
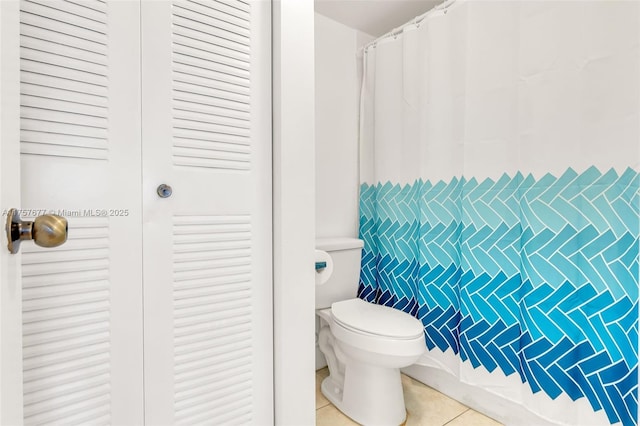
xmin=316 ymin=400 xmax=331 ymax=410
xmin=442 ymin=408 xmax=471 ymax=426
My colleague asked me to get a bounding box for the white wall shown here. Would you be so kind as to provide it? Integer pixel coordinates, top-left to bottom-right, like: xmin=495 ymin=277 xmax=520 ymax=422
xmin=314 ymin=13 xmax=374 ymax=240
xmin=314 ymin=13 xmax=374 ymax=370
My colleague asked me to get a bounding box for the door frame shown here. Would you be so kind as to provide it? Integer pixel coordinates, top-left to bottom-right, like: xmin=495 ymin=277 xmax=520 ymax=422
xmin=0 ymin=1 xmax=24 ymax=424
xmin=271 ymin=0 xmax=316 ymax=424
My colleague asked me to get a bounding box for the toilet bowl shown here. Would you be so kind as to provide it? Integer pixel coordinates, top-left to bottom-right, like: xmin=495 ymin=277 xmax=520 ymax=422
xmin=315 ymin=238 xmax=425 ymax=425
xmin=317 ymin=298 xmax=425 ymax=425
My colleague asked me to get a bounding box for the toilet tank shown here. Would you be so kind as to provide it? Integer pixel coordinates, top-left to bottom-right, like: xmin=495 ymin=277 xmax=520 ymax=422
xmin=315 ymin=237 xmax=365 ymax=309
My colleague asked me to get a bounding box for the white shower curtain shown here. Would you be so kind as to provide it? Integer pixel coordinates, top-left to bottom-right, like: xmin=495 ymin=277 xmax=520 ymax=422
xmin=359 ymin=1 xmax=639 ymax=425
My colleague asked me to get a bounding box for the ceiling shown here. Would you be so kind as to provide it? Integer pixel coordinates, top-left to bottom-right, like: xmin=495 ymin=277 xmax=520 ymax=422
xmin=315 ymin=0 xmax=442 ymax=37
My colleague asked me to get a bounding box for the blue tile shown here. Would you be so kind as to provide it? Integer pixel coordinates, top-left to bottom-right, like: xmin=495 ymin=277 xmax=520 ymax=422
xmin=538 ymin=225 xmax=577 ymax=258
xmin=488 ymin=294 xmax=517 ymax=324
xmin=522 ymin=228 xmax=556 ymax=255
xmin=478 ymin=272 xmax=508 ymax=298
xmin=494 ymin=324 xmax=522 ymax=347
xmin=559 ymin=225 xmax=600 ymax=257
xmin=608 ymin=261 xmax=638 ymax=300
xmin=620 ymin=236 xmax=639 ymax=267
xmin=589 ymin=315 xmax=622 ymax=360
xmin=525 ymin=283 xmax=555 ymax=305
xmin=494 ymin=275 xmax=522 ymax=298
xmin=460 ymin=334 xmax=481 ymax=368
xmin=433 ymin=305 xmax=457 ymax=328
xmin=619 ymin=302 xmax=638 ymax=332
xmin=616 ymin=365 xmax=638 ymax=397
xmin=612 ymin=199 xmax=639 ymax=236
xmin=459 ymin=314 xmax=474 ymax=332
xmin=558 ymin=341 xmax=596 ymax=369
xmin=477 ymin=320 xmax=507 ymax=346
xmin=568 ymin=251 xmax=607 ymax=293
xmin=567 ymin=365 xmax=601 ymax=410
xmin=561 ymin=285 xmax=601 ymax=315
xmin=441 ymin=326 xmax=460 ymax=354
xmin=471 ymin=339 xmax=498 ymax=372
xmin=486 ymin=341 xmax=517 ymax=376
xmin=529 ymin=360 xmax=562 ymax=399
xmin=529 ymin=253 xmax=567 ymax=288
xmin=537 ymin=337 xmax=575 ymax=367
xmin=579 ymin=352 xmax=613 ymax=375
xmin=537 ymin=281 xmax=575 ymax=312
xmin=599 ymin=360 xmax=631 ymax=385
xmin=608 ymin=323 xmax=636 ymax=363
xmin=546 ymin=197 xmax=585 ymax=232
xmin=519 ymin=331 xmax=533 ymax=347
xmin=582 ymin=168 xmax=618 ymax=200
xmin=462 ymin=319 xmax=491 ymax=340
xmin=589 ymin=374 xmax=617 ymax=419
xmin=466 ymin=293 xmax=499 ymax=323
xmin=547 ymin=364 xmax=583 ymax=401
xmin=528 ymin=307 xmax=564 ymax=342
xmin=547 ymin=309 xmax=585 ymax=342
xmin=605 ymin=385 xmax=631 ymax=426
xmin=523 ymin=338 xmax=554 ymax=360
xmin=540 ymin=169 xmax=578 ymax=203
xmin=568 ymin=290 xmax=613 ymax=317
xmin=520 ymin=356 xmax=541 ymax=393
xmin=445 ymin=309 xmax=462 ymax=332
xmin=426 ymin=325 xmax=450 ymax=352
xmin=623 ymin=393 xmax=638 ymax=426
xmin=463 ymin=272 xmax=492 ymax=294
xmin=582 ymin=231 xmax=617 ymax=259
xmin=593 ymin=196 xmax=628 ymax=237
xmin=601 ymin=297 xmax=633 ymax=324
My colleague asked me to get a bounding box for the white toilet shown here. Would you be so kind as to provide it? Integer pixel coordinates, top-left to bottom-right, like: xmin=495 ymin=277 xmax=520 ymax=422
xmin=316 ymin=238 xmax=425 ymax=426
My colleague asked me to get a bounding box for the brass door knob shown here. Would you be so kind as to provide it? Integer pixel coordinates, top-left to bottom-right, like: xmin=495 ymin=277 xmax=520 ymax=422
xmin=6 ymin=209 xmax=68 ymax=254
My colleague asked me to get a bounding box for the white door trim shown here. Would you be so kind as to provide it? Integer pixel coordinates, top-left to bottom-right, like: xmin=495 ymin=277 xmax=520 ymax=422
xmin=271 ymin=0 xmax=316 ymax=424
xmin=0 ymin=1 xmax=24 ymax=423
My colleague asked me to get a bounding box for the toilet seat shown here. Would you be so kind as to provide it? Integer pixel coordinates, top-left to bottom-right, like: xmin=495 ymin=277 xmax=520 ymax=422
xmin=331 ymin=298 xmax=423 ymax=340
xmin=316 ymin=298 xmax=426 ymax=426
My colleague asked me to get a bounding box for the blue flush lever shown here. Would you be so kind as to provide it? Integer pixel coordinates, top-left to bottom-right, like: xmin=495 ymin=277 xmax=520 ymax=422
xmin=315 ymin=261 xmax=327 ymax=271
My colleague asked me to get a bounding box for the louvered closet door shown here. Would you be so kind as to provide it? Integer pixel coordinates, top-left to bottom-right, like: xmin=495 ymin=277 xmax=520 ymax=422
xmin=19 ymin=0 xmax=143 ymax=424
xmin=141 ymin=1 xmax=273 ymax=424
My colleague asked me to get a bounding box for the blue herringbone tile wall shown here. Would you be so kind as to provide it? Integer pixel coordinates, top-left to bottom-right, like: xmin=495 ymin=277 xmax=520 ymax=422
xmin=359 ymin=166 xmax=639 ymax=425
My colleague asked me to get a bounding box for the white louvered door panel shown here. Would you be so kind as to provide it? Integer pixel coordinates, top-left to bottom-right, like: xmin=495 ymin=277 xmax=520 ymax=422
xmin=19 ymin=1 xmax=143 ymax=424
xmin=141 ymin=0 xmax=272 ymax=424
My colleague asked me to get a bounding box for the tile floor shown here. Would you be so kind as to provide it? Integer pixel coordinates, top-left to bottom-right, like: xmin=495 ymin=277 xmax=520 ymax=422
xmin=316 ymin=368 xmax=503 ymax=426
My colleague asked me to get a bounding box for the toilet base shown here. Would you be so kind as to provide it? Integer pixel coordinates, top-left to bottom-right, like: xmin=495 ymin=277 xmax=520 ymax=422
xmin=322 ymin=362 xmax=407 ymax=426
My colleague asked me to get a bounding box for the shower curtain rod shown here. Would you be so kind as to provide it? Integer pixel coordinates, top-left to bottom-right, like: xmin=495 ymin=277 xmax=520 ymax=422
xmin=362 ymin=0 xmax=457 ymax=52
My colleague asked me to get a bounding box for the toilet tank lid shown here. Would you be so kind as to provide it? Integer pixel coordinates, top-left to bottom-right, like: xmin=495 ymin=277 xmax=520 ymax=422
xmin=316 ymin=237 xmax=364 ymax=251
